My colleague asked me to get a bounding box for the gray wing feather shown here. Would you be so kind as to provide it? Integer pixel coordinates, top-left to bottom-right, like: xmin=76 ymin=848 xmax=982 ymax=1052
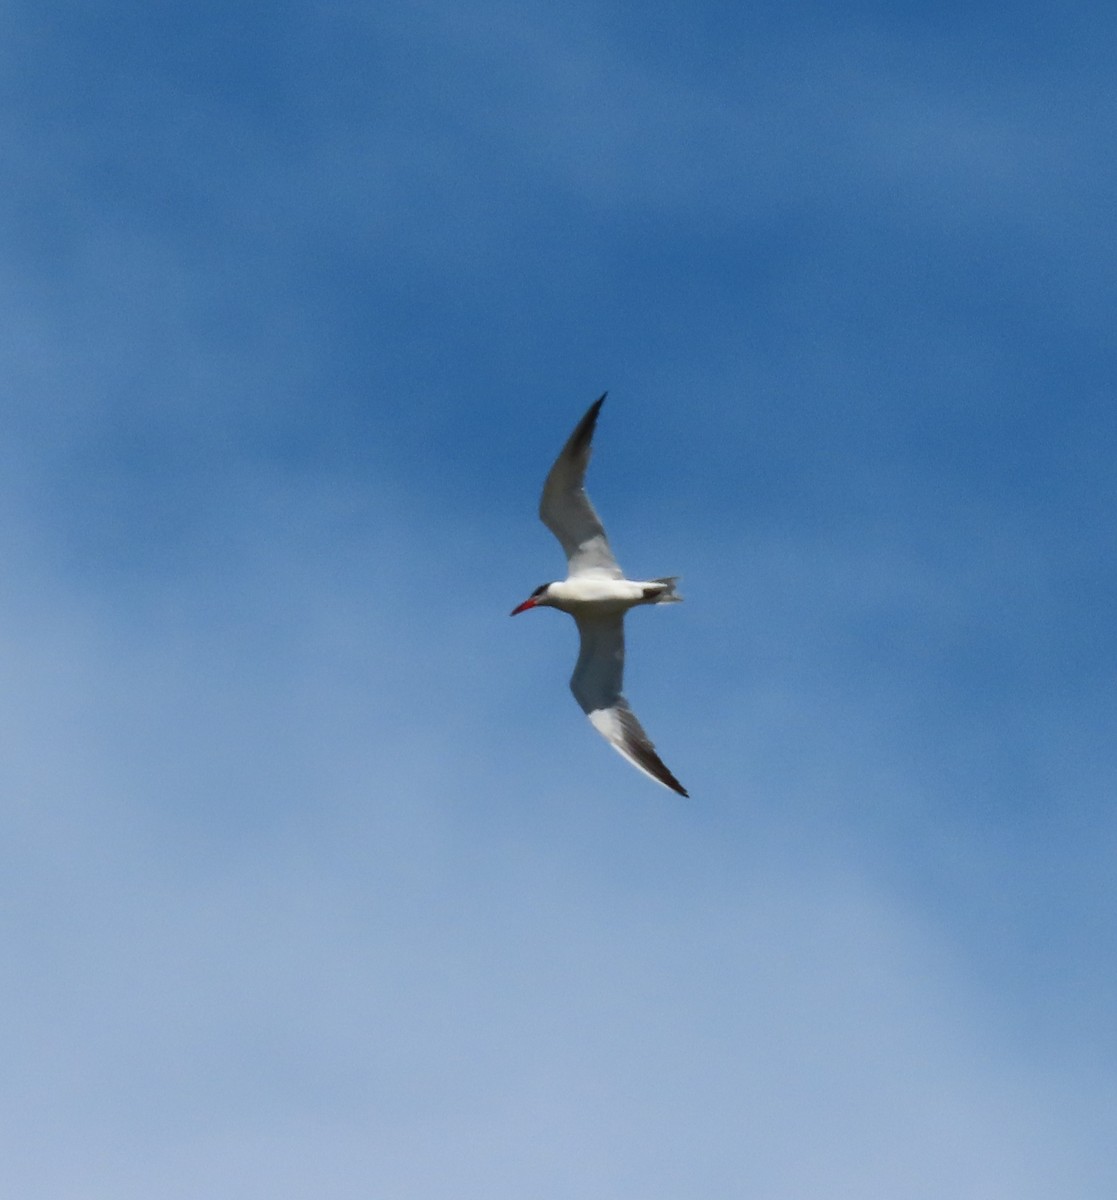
xmin=539 ymin=394 xmax=622 ymax=579
xmin=570 ymin=614 xmax=688 ymax=797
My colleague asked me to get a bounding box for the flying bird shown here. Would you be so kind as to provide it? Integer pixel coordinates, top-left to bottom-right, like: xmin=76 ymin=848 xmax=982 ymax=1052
xmin=511 ymin=393 xmax=688 ymax=796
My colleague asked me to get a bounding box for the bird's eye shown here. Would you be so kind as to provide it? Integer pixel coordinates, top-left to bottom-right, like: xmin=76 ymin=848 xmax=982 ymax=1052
xmin=531 ymin=584 xmax=548 ymax=597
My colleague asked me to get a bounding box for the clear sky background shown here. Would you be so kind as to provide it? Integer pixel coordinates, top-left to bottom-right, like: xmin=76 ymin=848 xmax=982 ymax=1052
xmin=3 ymin=2 xmax=1115 ymax=1196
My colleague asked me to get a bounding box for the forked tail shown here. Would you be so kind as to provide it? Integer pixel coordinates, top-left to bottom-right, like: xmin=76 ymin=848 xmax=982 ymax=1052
xmin=646 ymin=575 xmax=683 ymax=603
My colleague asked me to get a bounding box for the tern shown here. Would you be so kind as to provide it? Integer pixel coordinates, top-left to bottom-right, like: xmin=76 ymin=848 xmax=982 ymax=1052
xmin=511 ymin=394 xmax=688 ymax=797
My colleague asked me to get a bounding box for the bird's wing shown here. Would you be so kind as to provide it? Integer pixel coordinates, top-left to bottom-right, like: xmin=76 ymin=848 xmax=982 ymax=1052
xmin=570 ymin=613 xmax=688 ymax=796
xmin=539 ymin=393 xmax=623 ymax=579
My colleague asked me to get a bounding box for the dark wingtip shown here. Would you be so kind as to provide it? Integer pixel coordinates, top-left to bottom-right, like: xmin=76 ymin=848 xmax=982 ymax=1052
xmin=568 ymin=392 xmax=607 ymax=457
xmin=650 ymin=760 xmax=689 ymax=797
xmin=616 ymin=704 xmax=688 ymax=797
xmin=661 ymin=772 xmax=689 ymax=798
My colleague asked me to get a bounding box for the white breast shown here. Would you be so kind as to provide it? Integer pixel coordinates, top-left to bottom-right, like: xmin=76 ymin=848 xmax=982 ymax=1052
xmin=548 ymin=576 xmax=648 ymax=613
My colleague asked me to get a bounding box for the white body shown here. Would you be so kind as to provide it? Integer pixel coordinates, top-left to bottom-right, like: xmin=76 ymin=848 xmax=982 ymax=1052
xmin=545 ymin=576 xmax=656 ymax=612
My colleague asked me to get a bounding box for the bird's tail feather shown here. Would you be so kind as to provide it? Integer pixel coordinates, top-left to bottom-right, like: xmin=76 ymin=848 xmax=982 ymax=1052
xmin=649 ymin=576 xmax=683 ymax=603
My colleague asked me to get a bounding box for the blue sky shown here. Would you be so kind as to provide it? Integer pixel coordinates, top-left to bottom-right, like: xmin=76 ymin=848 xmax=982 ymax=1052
xmin=3 ymin=1 xmax=1116 ymax=1195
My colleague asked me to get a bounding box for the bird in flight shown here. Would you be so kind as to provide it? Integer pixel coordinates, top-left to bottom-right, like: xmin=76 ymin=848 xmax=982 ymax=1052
xmin=511 ymin=394 xmax=688 ymax=796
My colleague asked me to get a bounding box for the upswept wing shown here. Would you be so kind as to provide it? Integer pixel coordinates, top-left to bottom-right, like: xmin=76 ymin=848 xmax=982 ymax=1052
xmin=570 ymin=613 xmax=688 ymax=797
xmin=539 ymin=393 xmax=622 ymax=579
